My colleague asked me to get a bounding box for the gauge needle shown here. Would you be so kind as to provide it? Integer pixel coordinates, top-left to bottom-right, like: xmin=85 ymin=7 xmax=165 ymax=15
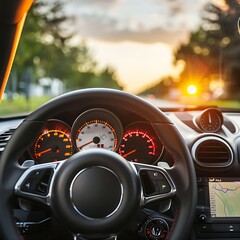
xmin=36 ymin=148 xmax=52 ymax=157
xmin=79 ymin=140 xmax=94 ymax=149
xmin=122 ymin=149 xmax=136 ymax=158
xmin=208 ymin=113 xmax=212 ymax=124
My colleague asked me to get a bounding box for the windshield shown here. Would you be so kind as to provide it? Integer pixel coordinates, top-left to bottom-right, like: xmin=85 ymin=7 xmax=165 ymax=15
xmin=2 ymin=0 xmax=240 ymax=116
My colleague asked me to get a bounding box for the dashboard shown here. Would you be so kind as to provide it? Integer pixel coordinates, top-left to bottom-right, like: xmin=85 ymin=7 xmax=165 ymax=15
xmin=25 ymin=108 xmax=164 ymax=165
xmin=1 ymin=105 xmax=240 ymax=240
xmin=170 ymin=108 xmax=240 ymax=239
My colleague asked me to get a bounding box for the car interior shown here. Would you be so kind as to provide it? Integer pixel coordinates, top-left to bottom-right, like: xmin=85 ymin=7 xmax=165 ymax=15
xmin=0 ymin=0 xmax=240 ymax=240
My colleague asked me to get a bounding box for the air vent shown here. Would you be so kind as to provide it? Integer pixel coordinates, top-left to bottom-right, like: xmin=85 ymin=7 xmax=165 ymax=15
xmin=0 ymin=128 xmax=16 ymax=152
xmin=192 ymin=137 xmax=233 ymax=167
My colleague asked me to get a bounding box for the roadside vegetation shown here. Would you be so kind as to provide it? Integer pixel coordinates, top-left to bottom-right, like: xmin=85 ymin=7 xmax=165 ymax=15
xmin=1 ymin=95 xmax=239 ymax=117
xmin=3 ymin=0 xmax=240 ymax=116
xmin=141 ymin=0 xmax=240 ymax=103
xmin=6 ymin=2 xmax=122 ymax=100
xmin=0 ymin=96 xmax=51 ymax=116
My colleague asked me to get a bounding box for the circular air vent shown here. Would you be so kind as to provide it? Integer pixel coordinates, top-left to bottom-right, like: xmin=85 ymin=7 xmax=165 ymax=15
xmin=192 ymin=137 xmax=233 ymax=167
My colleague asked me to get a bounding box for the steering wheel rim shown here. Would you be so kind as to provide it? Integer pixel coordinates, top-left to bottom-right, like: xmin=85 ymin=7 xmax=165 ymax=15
xmin=0 ymin=88 xmax=197 ymax=240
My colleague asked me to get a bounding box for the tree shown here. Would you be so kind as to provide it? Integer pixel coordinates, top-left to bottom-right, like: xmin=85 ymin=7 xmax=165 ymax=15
xmin=139 ymin=76 xmax=176 ymax=98
xmin=8 ymin=1 xmax=73 ymax=95
xmin=174 ymin=0 xmax=240 ymax=99
xmin=7 ymin=1 xmax=122 ymax=98
xmin=96 ymin=67 xmax=123 ymax=90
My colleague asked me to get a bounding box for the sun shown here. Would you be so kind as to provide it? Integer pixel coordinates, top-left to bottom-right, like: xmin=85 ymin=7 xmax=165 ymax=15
xmin=187 ymin=85 xmax=197 ymax=95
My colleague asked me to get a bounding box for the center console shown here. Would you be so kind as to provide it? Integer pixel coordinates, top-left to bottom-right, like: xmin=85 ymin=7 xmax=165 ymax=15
xmin=195 ymin=177 xmax=240 ymax=239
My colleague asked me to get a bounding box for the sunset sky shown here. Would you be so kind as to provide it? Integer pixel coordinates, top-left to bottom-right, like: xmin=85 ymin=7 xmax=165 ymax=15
xmin=63 ymin=0 xmax=216 ymax=93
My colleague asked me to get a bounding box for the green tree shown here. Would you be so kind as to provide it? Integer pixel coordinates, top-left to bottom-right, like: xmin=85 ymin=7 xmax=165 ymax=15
xmin=96 ymin=67 xmax=123 ymax=90
xmin=7 ymin=1 xmax=122 ymax=98
xmin=139 ymin=76 xmax=175 ymax=98
xmin=174 ymin=0 xmax=240 ymax=99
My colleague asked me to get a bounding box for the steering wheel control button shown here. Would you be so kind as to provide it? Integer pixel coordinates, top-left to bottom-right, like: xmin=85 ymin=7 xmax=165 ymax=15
xmin=20 ymin=169 xmax=53 ymax=195
xmin=70 ymin=166 xmax=122 ymax=219
xmin=140 ymin=170 xmax=171 ymax=196
xmin=16 ymin=222 xmax=29 ymax=235
xmin=145 ymin=218 xmax=169 ymax=240
xmin=157 ymin=180 xmax=171 ymax=194
xmin=16 ymin=218 xmax=51 ymax=236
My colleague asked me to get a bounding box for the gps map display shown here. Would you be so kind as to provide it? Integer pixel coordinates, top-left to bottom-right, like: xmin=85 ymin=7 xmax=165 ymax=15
xmin=209 ymin=178 xmax=240 ymax=218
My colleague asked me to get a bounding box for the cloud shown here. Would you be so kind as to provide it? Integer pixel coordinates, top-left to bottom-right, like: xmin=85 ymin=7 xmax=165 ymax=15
xmin=152 ymin=0 xmax=183 ymax=15
xmin=69 ymin=0 xmax=125 ymax=9
xmin=95 ymin=27 xmax=186 ymax=46
xmin=153 ymin=0 xmax=207 ymax=18
xmin=169 ymin=1 xmax=184 ymax=16
xmin=75 ymin=14 xmax=187 ymax=46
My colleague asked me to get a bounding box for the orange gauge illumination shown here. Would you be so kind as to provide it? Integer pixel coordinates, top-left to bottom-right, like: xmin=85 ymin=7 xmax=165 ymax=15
xmin=119 ymin=130 xmax=158 ymax=164
xmin=34 ymin=130 xmax=73 ymax=163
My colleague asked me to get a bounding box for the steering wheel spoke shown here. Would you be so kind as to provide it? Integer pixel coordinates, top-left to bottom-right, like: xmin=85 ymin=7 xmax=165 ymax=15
xmin=14 ymin=161 xmax=61 ymax=205
xmin=130 ymin=162 xmax=176 ymax=206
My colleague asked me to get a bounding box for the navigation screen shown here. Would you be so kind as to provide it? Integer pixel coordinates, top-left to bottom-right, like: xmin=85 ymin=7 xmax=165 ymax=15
xmin=208 ymin=178 xmax=240 ymax=218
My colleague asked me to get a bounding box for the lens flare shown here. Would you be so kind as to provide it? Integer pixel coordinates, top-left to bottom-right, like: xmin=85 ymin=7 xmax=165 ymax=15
xmin=187 ymin=85 xmax=197 ymax=95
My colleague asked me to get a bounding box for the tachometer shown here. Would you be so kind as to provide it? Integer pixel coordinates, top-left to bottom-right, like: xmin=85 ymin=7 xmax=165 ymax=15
xmin=118 ymin=122 xmax=163 ymax=164
xmin=72 ymin=108 xmax=123 ymax=152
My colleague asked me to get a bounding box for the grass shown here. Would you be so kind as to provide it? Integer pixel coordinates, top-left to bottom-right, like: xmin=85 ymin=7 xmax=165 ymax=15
xmin=200 ymin=100 xmax=240 ymax=109
xmin=0 ymin=95 xmax=239 ymax=117
xmin=0 ymin=96 xmax=52 ymax=116
xmin=179 ymin=98 xmax=240 ymax=109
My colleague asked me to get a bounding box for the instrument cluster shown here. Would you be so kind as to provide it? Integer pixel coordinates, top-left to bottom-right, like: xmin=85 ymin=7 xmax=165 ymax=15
xmin=29 ymin=108 xmax=164 ymax=165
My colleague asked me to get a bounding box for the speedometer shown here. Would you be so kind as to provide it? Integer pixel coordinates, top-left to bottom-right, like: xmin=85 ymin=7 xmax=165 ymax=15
xmin=72 ymin=108 xmax=123 ymax=152
xmin=75 ymin=120 xmax=117 ymax=151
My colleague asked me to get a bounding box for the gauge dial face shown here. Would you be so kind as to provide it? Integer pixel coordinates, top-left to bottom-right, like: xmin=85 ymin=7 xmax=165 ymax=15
xmin=34 ymin=130 xmax=73 ymax=163
xmin=119 ymin=122 xmax=163 ymax=164
xmin=199 ymin=109 xmax=223 ymax=132
xmin=30 ymin=120 xmax=73 ymax=163
xmin=75 ymin=120 xmax=117 ymax=151
xmin=72 ymin=108 xmax=123 ymax=152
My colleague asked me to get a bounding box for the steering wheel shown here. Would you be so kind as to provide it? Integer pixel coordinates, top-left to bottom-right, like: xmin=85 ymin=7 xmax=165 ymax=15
xmin=0 ymin=89 xmax=197 ymax=240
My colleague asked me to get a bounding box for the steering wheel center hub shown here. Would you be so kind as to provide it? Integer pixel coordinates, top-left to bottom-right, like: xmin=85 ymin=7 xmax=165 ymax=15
xmin=70 ymin=166 xmax=122 ymax=219
xmin=51 ymin=149 xmax=140 ymax=234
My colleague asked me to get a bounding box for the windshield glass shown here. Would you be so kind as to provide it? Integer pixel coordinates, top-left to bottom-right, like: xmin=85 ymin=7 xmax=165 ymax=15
xmin=2 ymin=0 xmax=240 ymax=116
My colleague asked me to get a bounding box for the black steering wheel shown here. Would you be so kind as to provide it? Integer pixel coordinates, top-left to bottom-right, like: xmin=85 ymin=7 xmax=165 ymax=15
xmin=0 ymin=89 xmax=197 ymax=240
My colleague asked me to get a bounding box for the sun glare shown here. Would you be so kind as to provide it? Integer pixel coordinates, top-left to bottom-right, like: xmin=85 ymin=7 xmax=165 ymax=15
xmin=187 ymin=85 xmax=197 ymax=95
